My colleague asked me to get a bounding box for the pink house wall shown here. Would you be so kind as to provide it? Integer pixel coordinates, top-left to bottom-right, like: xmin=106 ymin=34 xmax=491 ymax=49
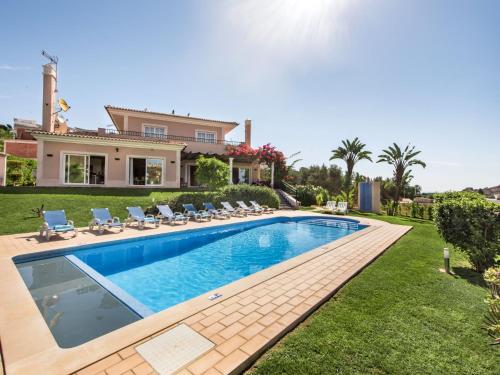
xmin=125 ymin=116 xmax=228 ymax=154
xmin=37 ymin=141 xmax=179 ymax=187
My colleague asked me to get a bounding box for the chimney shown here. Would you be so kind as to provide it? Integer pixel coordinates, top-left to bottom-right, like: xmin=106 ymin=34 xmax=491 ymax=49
xmin=244 ymin=119 xmax=252 ymax=146
xmin=42 ymin=63 xmax=57 ymax=132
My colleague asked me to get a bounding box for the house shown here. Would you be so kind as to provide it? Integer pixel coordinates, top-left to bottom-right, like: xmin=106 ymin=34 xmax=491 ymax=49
xmin=3 ymin=118 xmax=39 ymax=159
xmin=30 ymin=63 xmax=260 ymax=188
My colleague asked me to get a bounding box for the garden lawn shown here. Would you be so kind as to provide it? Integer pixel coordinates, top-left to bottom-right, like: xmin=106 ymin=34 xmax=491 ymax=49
xmin=0 ymin=187 xmax=182 ymax=235
xmin=249 ymin=213 xmax=498 ymax=375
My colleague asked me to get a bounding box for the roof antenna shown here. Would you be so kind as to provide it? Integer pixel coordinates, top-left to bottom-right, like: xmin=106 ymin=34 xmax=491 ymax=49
xmin=41 ymin=50 xmax=58 ymax=92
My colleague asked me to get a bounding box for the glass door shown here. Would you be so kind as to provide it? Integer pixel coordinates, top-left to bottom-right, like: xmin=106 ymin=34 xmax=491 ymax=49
xmin=65 ymin=154 xmax=88 ymax=184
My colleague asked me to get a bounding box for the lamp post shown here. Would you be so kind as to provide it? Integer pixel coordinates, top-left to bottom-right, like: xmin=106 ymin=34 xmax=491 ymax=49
xmin=443 ymin=247 xmax=450 ymax=273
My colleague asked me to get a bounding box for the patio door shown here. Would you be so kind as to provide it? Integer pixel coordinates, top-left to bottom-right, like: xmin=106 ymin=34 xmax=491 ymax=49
xmin=129 ymin=157 xmax=164 ymax=186
xmin=64 ymin=154 xmax=106 ymax=185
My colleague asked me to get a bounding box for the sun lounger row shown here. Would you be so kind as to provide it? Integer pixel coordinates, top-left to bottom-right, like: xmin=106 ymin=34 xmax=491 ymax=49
xmin=39 ymin=201 xmax=275 ymax=240
xmin=323 ymin=201 xmax=348 ymax=214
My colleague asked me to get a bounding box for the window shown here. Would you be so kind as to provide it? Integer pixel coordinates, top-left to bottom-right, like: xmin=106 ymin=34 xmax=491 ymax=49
xmin=64 ymin=154 xmax=105 ymax=185
xmin=144 ymin=125 xmax=166 ymax=138
xmin=129 ymin=157 xmax=163 ymax=186
xmin=232 ymin=167 xmax=250 ymax=184
xmin=195 ymin=131 xmax=216 ymax=144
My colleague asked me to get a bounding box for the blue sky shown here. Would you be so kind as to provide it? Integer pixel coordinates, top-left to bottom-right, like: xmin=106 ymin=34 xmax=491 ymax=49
xmin=1 ymin=0 xmax=499 ymax=192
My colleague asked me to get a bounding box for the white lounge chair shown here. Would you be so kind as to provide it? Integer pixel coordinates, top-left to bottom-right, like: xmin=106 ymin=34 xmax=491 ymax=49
xmin=126 ymin=206 xmax=159 ymax=229
xmin=89 ymin=208 xmax=124 ymax=234
xmin=157 ymin=205 xmax=188 ymax=225
xmin=336 ymin=201 xmax=348 ymax=214
xmin=249 ymin=200 xmax=274 ymax=214
xmin=236 ymin=201 xmax=262 ymax=215
xmin=221 ymin=201 xmax=247 ymax=217
xmin=182 ymin=204 xmax=212 ymax=222
xmin=40 ymin=210 xmax=78 ymax=241
xmin=203 ymin=202 xmax=231 ymax=219
xmin=324 ymin=201 xmax=336 ymax=212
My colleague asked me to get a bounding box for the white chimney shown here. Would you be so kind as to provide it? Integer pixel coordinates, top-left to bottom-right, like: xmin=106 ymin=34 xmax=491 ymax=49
xmin=42 ymin=64 xmax=57 ymax=132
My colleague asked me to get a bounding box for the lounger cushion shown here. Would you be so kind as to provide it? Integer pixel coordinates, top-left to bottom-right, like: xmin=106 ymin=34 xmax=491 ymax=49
xmin=53 ymin=224 xmax=74 ymax=232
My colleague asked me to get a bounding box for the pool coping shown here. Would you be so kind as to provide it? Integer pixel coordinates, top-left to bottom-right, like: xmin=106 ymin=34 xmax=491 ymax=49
xmin=0 ymin=211 xmax=410 ymax=375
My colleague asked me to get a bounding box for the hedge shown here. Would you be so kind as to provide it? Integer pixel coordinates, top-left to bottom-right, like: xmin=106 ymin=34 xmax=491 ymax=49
xmin=148 ymin=184 xmax=280 ymax=213
xmin=295 ymin=185 xmax=330 ymax=206
xmin=433 ymin=191 xmax=500 ymax=272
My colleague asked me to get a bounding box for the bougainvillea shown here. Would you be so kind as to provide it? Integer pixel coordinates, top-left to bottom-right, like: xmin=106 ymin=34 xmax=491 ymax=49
xmin=225 ymin=143 xmax=289 ymax=182
xmin=256 ymin=143 xmax=286 ymax=166
xmin=226 ymin=143 xmax=258 ymax=158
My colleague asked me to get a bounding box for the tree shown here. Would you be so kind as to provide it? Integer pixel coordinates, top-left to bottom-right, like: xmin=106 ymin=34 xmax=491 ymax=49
xmin=195 ymin=156 xmax=229 ymax=190
xmin=377 ymin=143 xmax=426 ymax=203
xmin=0 ymin=124 xmax=13 ymax=152
xmin=330 ymin=138 xmax=372 ymax=202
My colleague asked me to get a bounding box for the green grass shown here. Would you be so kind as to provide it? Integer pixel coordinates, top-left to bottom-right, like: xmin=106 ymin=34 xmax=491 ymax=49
xmin=249 ymin=212 xmax=498 ymax=375
xmin=0 ymin=187 xmax=184 ymax=235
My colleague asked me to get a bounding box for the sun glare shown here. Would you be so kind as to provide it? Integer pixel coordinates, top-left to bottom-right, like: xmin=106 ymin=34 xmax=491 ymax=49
xmin=226 ymin=0 xmax=352 ymax=56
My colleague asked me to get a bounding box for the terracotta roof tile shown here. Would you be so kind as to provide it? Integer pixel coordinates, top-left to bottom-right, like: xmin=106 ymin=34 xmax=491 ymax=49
xmin=30 ymin=130 xmax=187 ymax=147
xmin=105 ymin=105 xmax=239 ymax=126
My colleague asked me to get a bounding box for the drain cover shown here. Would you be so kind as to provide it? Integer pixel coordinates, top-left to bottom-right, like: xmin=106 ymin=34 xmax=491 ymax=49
xmin=136 ymin=324 xmax=214 ymax=374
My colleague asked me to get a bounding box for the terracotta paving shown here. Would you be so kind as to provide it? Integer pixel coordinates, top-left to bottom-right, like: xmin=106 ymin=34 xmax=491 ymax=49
xmin=0 ymin=211 xmax=411 ymax=375
xmin=73 ymin=219 xmax=410 ymax=375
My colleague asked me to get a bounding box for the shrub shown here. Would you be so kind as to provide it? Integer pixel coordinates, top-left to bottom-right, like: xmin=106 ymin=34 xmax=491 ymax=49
xmin=484 ymin=267 xmax=500 ymax=345
xmin=151 ymin=184 xmax=279 ymax=213
xmin=6 ymin=156 xmax=37 ymax=186
xmin=195 ymin=156 xmax=229 ymax=190
xmin=410 ymin=202 xmax=419 ymax=218
xmin=316 ymin=193 xmax=324 ymax=206
xmin=385 ymin=201 xmax=399 ymax=216
xmin=295 ymin=185 xmax=329 ymax=206
xmin=426 ymin=205 xmax=434 ymax=220
xmin=433 ymin=192 xmax=500 ymax=272
xmin=335 ymin=187 xmax=354 ymax=208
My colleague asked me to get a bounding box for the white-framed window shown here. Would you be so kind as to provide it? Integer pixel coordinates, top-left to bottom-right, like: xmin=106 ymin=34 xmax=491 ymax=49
xmin=128 ymin=157 xmax=164 ymax=186
xmin=63 ymin=153 xmax=106 ymax=185
xmin=239 ymin=168 xmax=250 ymax=184
xmin=231 ymin=167 xmax=250 ymax=184
xmin=195 ymin=130 xmax=216 ymax=144
xmin=143 ymin=124 xmax=166 ymax=138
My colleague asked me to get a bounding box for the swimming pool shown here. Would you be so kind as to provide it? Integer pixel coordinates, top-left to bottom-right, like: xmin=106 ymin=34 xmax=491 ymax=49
xmin=15 ymin=216 xmax=365 ymax=347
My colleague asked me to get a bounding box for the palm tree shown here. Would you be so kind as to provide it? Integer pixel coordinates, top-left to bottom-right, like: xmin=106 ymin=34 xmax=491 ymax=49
xmin=330 ymin=138 xmax=372 ymax=201
xmin=377 ymin=143 xmax=426 ymax=203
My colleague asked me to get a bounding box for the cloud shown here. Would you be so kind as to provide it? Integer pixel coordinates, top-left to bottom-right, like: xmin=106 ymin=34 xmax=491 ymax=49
xmin=0 ymin=65 xmax=31 ymax=71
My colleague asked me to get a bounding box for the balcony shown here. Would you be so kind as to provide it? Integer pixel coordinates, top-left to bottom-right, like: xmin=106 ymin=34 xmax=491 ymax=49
xmin=95 ymin=128 xmax=244 ymax=155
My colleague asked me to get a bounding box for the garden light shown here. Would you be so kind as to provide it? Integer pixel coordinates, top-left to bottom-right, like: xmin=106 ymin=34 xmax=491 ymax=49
xmin=443 ymin=247 xmax=450 ymax=273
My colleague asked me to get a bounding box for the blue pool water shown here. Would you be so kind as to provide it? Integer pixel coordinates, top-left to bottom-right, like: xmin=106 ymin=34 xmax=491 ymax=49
xmin=73 ymin=217 xmax=364 ymax=313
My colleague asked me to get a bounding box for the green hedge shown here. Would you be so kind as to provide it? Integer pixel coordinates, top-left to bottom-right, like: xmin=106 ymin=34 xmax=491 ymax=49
xmin=433 ymin=191 xmax=499 ymax=272
xmin=397 ymin=202 xmax=434 ymax=220
xmin=295 ymin=185 xmax=330 ymax=206
xmin=150 ymin=184 xmax=280 ymax=213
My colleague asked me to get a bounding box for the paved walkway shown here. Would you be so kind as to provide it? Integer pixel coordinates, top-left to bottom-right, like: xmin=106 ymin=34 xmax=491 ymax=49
xmin=74 ymin=217 xmax=410 ymax=375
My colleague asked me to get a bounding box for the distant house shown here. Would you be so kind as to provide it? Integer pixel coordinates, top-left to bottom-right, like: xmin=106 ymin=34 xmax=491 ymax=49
xmin=413 ymin=197 xmax=433 ymax=204
xmin=20 ymin=63 xmax=260 ymax=188
xmin=2 ymin=118 xmax=39 ymax=159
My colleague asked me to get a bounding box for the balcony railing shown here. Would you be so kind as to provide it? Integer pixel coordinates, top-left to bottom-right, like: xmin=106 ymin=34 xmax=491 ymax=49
xmin=102 ymin=129 xmax=243 ymax=146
